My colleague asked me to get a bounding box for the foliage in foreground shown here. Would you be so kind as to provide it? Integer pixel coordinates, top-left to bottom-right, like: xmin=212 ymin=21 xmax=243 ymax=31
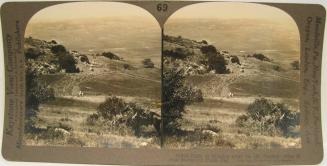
xmin=163 ymin=68 xmax=203 ymax=134
xmin=236 ymin=98 xmax=299 ymax=136
xmin=87 ymin=97 xmax=160 ymax=136
xmin=25 ymin=65 xmax=55 ymax=132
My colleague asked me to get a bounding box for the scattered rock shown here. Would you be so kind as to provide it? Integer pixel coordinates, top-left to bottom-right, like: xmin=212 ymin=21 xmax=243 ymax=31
xmin=202 ymin=129 xmax=219 ymax=136
xmin=54 ymin=128 xmax=70 ymax=136
xmin=139 ymin=142 xmax=148 ymax=147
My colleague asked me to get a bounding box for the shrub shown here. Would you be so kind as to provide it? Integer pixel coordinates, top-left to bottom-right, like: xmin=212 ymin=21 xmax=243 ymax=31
xmin=51 ymin=45 xmax=66 ymax=55
xmin=50 ymin=40 xmax=57 ymax=44
xmin=142 ymin=58 xmax=155 ymax=68
xmin=39 ymin=126 xmax=64 ymax=140
xmin=79 ymin=55 xmax=90 ymax=64
xmin=97 ymin=97 xmax=127 ymax=120
xmin=201 ymin=40 xmax=208 ymax=44
xmin=60 ymin=117 xmax=72 ymax=122
xmin=58 ymin=54 xmax=79 ymax=73
xmin=58 ymin=122 xmax=73 ymax=131
xmin=163 ymin=47 xmax=191 ymax=59
xmin=200 ymin=45 xmax=227 ymax=74
xmin=200 ymin=45 xmax=217 ymax=55
xmin=94 ymin=96 xmax=160 ymax=136
xmin=25 ymin=65 xmax=55 ymax=132
xmin=163 ymin=68 xmax=203 ymax=134
xmin=102 ymin=52 xmax=121 ymax=60
xmin=236 ymin=98 xmax=299 ymax=136
xmin=291 ymin=60 xmax=300 ymax=70
xmin=67 ymin=137 xmax=85 ymax=147
xmin=25 ymin=47 xmax=41 ymax=59
xmin=86 ymin=113 xmax=99 ymax=126
xmin=208 ymin=54 xmax=228 ymax=74
xmin=231 ymin=56 xmax=241 ymax=65
xmin=253 ymin=53 xmax=270 ymax=61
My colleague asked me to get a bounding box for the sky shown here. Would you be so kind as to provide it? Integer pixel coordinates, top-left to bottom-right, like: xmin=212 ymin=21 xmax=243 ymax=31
xmin=29 ymin=2 xmax=296 ymax=23
xmin=168 ymin=2 xmax=295 ymax=22
xmin=29 ymin=2 xmax=156 ymax=23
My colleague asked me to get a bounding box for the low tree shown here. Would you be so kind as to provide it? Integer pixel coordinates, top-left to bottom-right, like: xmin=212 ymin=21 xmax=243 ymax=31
xmin=25 ymin=47 xmax=41 ymax=60
xmin=200 ymin=45 xmax=227 ymax=74
xmin=25 ymin=64 xmax=55 ymax=132
xmin=58 ymin=54 xmax=79 ymax=73
xmin=51 ymin=45 xmax=66 ymax=55
xmin=163 ymin=68 xmax=203 ymax=134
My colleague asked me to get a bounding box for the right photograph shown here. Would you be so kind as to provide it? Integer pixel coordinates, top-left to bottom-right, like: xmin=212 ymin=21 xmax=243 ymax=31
xmin=162 ymin=2 xmax=301 ymax=149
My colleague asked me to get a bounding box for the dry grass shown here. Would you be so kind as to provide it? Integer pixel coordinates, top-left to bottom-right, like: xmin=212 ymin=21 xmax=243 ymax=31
xmin=161 ymin=53 xmax=301 ymax=149
xmin=23 ymin=96 xmax=160 ymax=148
xmin=163 ymin=97 xmax=300 ymax=149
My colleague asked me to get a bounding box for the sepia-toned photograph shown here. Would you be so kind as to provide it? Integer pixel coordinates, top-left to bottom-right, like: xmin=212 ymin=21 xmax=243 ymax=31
xmin=162 ymin=2 xmax=301 ymax=149
xmin=2 ymin=0 xmax=326 ymax=165
xmin=23 ymin=2 xmax=162 ymax=148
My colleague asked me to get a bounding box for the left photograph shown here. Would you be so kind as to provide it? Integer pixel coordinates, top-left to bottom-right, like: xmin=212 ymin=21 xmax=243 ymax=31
xmin=23 ymin=2 xmax=162 ymax=148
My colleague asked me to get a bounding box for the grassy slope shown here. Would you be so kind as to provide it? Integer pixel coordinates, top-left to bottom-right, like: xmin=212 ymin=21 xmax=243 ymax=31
xmin=163 ymin=36 xmax=301 ymax=149
xmin=25 ymin=52 xmax=161 ymax=148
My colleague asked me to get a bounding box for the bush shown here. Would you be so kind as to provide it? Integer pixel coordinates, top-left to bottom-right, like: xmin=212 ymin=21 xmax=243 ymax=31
xmin=142 ymin=58 xmax=155 ymax=68
xmin=51 ymin=45 xmax=66 ymax=55
xmin=39 ymin=126 xmax=64 ymax=140
xmin=200 ymin=45 xmax=227 ymax=74
xmin=58 ymin=122 xmax=73 ymax=131
xmin=208 ymin=54 xmax=228 ymax=74
xmin=200 ymin=45 xmax=217 ymax=55
xmin=163 ymin=68 xmax=203 ymax=134
xmin=67 ymin=137 xmax=85 ymax=147
xmin=50 ymin=40 xmax=57 ymax=44
xmin=236 ymin=98 xmax=299 ymax=136
xmin=58 ymin=54 xmax=79 ymax=73
xmin=231 ymin=56 xmax=241 ymax=65
xmin=97 ymin=97 xmax=127 ymax=120
xmin=25 ymin=47 xmax=41 ymax=59
xmin=25 ymin=65 xmax=55 ymax=132
xmin=163 ymin=47 xmax=192 ymax=59
xmin=201 ymin=40 xmax=208 ymax=44
xmin=253 ymin=53 xmax=270 ymax=61
xmin=291 ymin=60 xmax=300 ymax=70
xmin=86 ymin=113 xmax=99 ymax=126
xmin=102 ymin=52 xmax=121 ymax=60
xmin=79 ymin=55 xmax=90 ymax=64
xmin=93 ymin=96 xmax=160 ymax=136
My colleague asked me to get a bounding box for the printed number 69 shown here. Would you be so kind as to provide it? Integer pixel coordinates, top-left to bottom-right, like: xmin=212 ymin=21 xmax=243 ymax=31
xmin=157 ymin=3 xmax=168 ymax=12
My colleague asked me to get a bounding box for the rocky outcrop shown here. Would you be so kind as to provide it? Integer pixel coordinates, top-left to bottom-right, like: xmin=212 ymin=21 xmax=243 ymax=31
xmin=25 ymin=37 xmax=84 ymax=74
xmin=163 ymin=35 xmax=228 ymax=75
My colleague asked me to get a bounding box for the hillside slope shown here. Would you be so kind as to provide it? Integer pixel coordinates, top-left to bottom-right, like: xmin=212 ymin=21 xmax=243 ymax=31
xmin=163 ymin=35 xmax=300 ymax=149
